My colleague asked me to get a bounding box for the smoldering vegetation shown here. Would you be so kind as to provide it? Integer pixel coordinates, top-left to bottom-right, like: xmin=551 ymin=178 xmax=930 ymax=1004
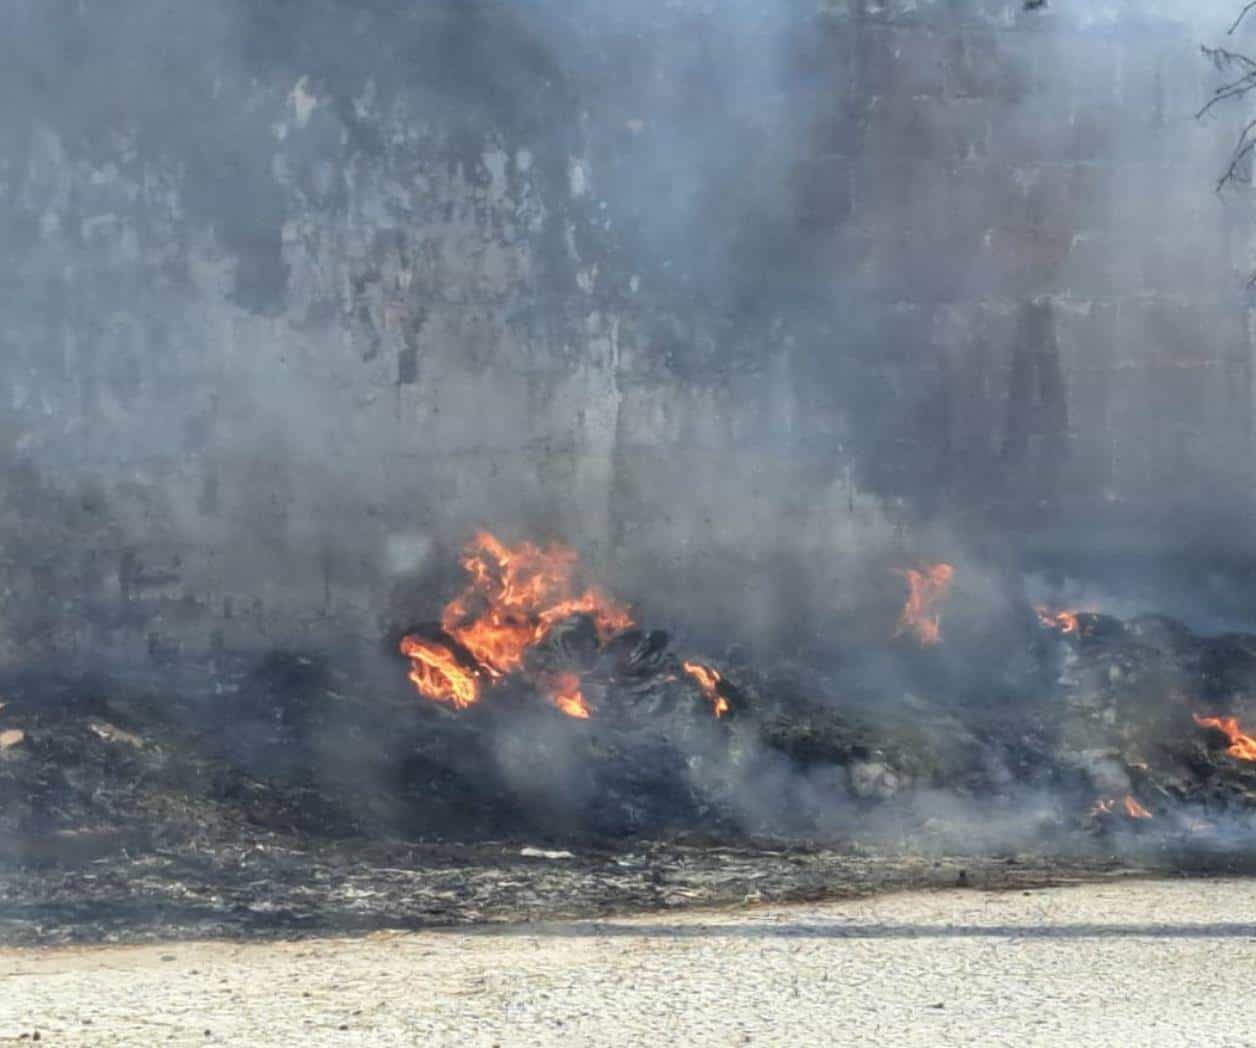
xmin=6 ymin=469 xmax=1256 ymax=943
xmin=4 ymin=0 xmax=1256 ymax=942
xmin=6 ymin=565 xmax=1256 ymax=860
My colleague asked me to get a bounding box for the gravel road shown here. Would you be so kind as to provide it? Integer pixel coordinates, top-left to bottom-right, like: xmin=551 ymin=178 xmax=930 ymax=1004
xmin=2 ymin=877 xmax=1253 ymax=1046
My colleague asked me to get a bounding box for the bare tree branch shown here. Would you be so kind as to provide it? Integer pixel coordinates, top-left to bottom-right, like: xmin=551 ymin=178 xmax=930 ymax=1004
xmin=1229 ymin=0 xmax=1256 ymax=34
xmin=1199 ymin=78 xmax=1256 ymax=121
xmin=1202 ymin=8 xmax=1256 ymax=284
xmin=1197 ymin=46 xmax=1256 ymax=131
xmin=1202 ymin=44 xmax=1256 ymax=72
xmin=1217 ymin=119 xmax=1256 ymax=190
xmin=1198 ymin=39 xmax=1256 ymax=193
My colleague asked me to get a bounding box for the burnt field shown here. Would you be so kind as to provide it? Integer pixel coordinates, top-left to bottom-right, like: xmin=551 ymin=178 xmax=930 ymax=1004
xmin=5 ymin=539 xmax=1256 ymax=947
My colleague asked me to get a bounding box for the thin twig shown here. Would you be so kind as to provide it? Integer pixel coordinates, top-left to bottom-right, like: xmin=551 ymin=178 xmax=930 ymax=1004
xmin=1216 ymin=117 xmax=1256 ymax=190
xmin=1202 ymin=44 xmax=1256 ymax=71
xmin=1197 ymin=45 xmax=1256 ymax=122
xmin=1217 ymin=135 xmax=1256 ymax=191
xmin=1230 ymin=0 xmax=1256 ymax=34
xmin=1196 ymin=69 xmax=1256 ymax=120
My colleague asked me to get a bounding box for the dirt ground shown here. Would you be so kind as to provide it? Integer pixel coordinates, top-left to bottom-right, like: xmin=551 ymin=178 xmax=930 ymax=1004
xmin=2 ymin=876 xmax=1252 ymax=1046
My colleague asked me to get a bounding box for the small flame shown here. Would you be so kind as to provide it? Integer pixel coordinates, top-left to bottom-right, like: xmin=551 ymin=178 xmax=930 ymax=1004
xmin=1193 ymin=713 xmax=1256 ymax=762
xmin=545 ymin=672 xmax=591 ymax=719
xmin=682 ymin=660 xmax=730 ymax=717
xmin=894 ymin=563 xmax=954 ymax=646
xmin=1089 ymin=795 xmax=1152 ymax=820
xmin=1034 ymin=605 xmax=1080 ymax=635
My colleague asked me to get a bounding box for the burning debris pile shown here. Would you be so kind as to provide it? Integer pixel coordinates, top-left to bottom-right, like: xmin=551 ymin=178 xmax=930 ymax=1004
xmin=397 ymin=531 xmax=730 ymax=723
xmin=1035 ymin=608 xmax=1256 ymax=838
xmin=6 ymin=529 xmax=1256 ymax=944
xmin=378 ymin=535 xmax=1256 ymax=845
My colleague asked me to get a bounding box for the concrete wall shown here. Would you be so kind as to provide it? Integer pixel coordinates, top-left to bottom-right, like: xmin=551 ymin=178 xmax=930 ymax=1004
xmin=0 ymin=0 xmax=1251 ymax=666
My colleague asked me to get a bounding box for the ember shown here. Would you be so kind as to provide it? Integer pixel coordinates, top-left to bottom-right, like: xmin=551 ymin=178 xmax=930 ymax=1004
xmin=400 ymin=530 xmax=632 ymax=717
xmin=894 ymin=563 xmax=953 ymax=646
xmin=682 ymin=661 xmax=730 ymax=717
xmin=1192 ymin=713 xmax=1256 ymax=762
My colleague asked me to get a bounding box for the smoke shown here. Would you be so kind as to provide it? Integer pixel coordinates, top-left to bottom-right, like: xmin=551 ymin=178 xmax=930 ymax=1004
xmin=0 ymin=0 xmax=1245 ymax=655
xmin=3 ymin=0 xmax=1256 ymax=856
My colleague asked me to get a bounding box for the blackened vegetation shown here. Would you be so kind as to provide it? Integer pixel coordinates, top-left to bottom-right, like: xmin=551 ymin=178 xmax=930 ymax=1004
xmin=5 ymin=604 xmax=1256 ymax=943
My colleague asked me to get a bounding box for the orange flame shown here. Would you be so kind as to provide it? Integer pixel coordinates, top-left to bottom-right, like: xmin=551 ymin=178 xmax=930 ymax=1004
xmin=443 ymin=531 xmax=632 ymax=677
xmin=682 ymin=660 xmax=730 ymax=718
xmin=1089 ymin=795 xmax=1152 ymax=820
xmin=399 ymin=634 xmax=480 ymax=709
xmin=1034 ymin=605 xmax=1079 ymax=635
xmin=400 ymin=531 xmax=632 ymax=716
xmin=894 ymin=564 xmax=954 ymax=646
xmin=546 ymin=672 xmax=591 ymax=720
xmin=1193 ymin=713 xmax=1256 ymax=762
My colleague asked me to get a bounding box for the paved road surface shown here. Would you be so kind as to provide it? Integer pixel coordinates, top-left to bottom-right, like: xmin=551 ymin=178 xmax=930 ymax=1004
xmin=2 ymin=877 xmax=1253 ymax=1046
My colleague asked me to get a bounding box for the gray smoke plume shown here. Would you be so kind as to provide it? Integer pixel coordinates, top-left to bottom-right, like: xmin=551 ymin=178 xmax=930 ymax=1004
xmin=3 ymin=4 xmax=1256 ymax=861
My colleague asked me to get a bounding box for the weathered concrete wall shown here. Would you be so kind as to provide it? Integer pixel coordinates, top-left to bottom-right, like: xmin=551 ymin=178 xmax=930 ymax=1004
xmin=0 ymin=0 xmax=1251 ymax=665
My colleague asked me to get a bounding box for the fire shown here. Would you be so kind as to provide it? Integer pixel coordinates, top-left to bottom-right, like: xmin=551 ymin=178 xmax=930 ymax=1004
xmin=546 ymin=672 xmax=590 ymax=720
xmin=442 ymin=531 xmax=632 ymax=679
xmin=1088 ymin=795 xmax=1153 ymax=820
xmin=1192 ymin=713 xmax=1256 ymax=761
xmin=682 ymin=660 xmax=730 ymax=717
xmin=1034 ymin=605 xmax=1079 ymax=635
xmin=400 ymin=530 xmax=632 ymax=717
xmin=894 ymin=563 xmax=954 ymax=646
xmin=399 ymin=634 xmax=480 ymax=709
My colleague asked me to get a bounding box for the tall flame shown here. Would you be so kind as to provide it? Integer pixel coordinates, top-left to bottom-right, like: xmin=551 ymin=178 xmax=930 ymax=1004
xmin=1193 ymin=713 xmax=1256 ymax=762
xmin=400 ymin=530 xmax=632 ymax=717
xmin=894 ymin=564 xmax=954 ymax=646
xmin=442 ymin=531 xmax=632 ymax=678
xmin=682 ymin=660 xmax=730 ymax=717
